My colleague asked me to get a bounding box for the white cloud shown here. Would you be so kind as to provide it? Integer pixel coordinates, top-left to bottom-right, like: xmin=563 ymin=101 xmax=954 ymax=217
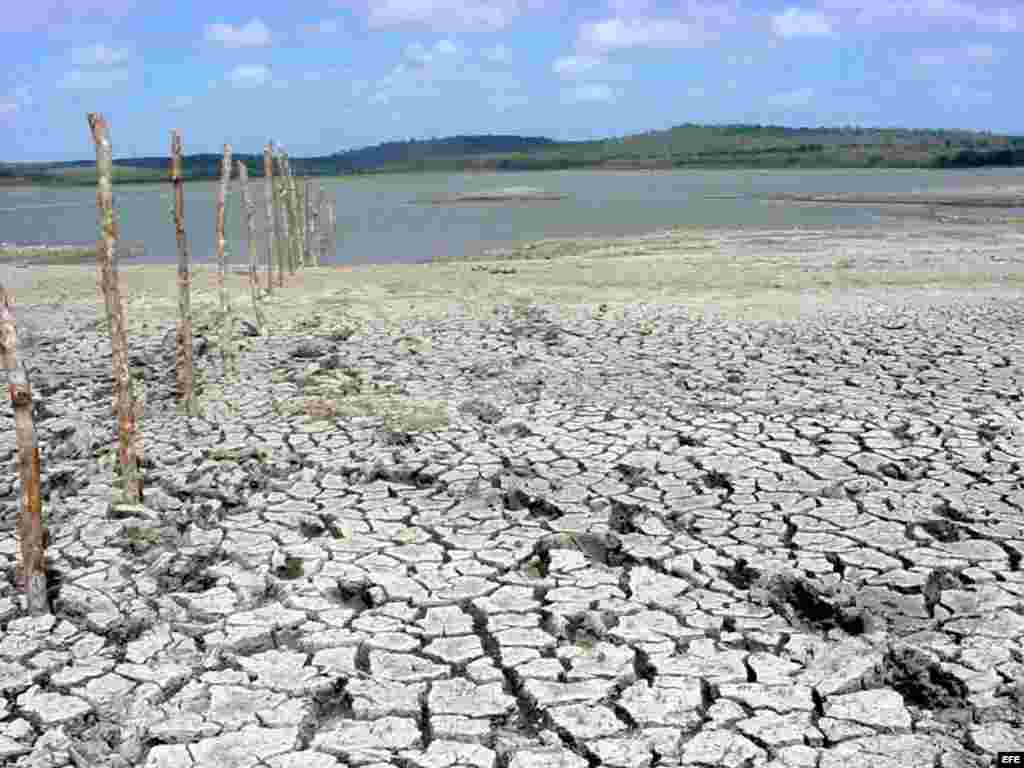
xmin=400 ymin=40 xmax=459 ymax=72
xmin=227 ymin=64 xmax=270 ymax=87
xmin=58 ymin=67 xmax=131 ymax=90
xmin=483 ymin=44 xmax=508 ymax=63
xmin=74 ymin=43 xmax=130 ymax=67
xmin=569 ymin=83 xmax=615 ymax=103
xmin=768 ymin=87 xmax=815 ymax=108
xmin=366 ymin=0 xmax=517 ymax=30
xmin=553 ymin=54 xmax=603 ymax=78
xmin=820 ymin=0 xmax=1020 ymax=33
xmin=204 ymin=18 xmax=272 ymax=48
xmin=911 ymin=42 xmax=1002 ymax=69
xmin=771 ymin=8 xmax=832 ymax=38
xmin=0 ymin=101 xmax=17 ymax=116
xmin=298 ymin=18 xmax=343 ymax=37
xmin=935 ymin=82 xmax=993 ymax=110
xmin=403 ymin=43 xmax=435 ymax=69
xmin=579 ymin=17 xmax=709 ymax=50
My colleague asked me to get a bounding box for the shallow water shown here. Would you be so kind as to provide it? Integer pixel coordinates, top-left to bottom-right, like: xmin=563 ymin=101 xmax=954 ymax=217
xmin=1 ymin=167 xmax=1021 ymax=266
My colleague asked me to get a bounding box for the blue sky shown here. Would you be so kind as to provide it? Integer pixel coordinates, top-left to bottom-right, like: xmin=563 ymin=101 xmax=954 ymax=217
xmin=0 ymin=0 xmax=1019 ymax=161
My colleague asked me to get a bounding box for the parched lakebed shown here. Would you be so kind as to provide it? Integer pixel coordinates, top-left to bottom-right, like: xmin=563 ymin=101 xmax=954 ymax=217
xmin=0 ymin=217 xmax=1023 ymax=767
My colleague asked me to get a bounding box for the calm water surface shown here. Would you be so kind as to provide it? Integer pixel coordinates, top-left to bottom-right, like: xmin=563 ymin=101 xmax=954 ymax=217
xmin=1 ymin=168 xmax=1021 ymax=266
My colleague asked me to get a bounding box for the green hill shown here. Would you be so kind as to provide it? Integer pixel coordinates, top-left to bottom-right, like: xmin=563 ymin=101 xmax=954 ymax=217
xmin=2 ymin=125 xmax=1021 ymax=186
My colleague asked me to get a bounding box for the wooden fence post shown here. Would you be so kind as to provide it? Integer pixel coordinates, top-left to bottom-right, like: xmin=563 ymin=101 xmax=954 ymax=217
xmin=0 ymin=288 xmax=48 ymax=615
xmin=304 ymin=178 xmax=315 ymax=268
xmin=262 ymin=143 xmax=276 ymax=294
xmin=215 ymin=144 xmax=234 ymax=373
xmin=310 ymin=181 xmax=321 ymax=268
xmin=282 ymin=154 xmax=302 ymax=275
xmin=271 ymin=148 xmax=286 ymax=288
xmin=170 ymin=130 xmax=197 ymax=416
xmin=87 ymin=113 xmax=141 ymax=504
xmin=318 ymin=185 xmax=329 ymax=264
xmin=274 ymin=151 xmax=292 ymax=280
xmin=290 ymin=165 xmax=307 ymax=271
xmin=237 ymin=161 xmax=264 ymax=333
xmin=327 ymin=193 xmax=337 ymax=261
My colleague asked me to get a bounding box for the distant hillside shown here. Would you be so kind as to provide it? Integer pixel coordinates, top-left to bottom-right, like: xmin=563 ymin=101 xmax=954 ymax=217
xmin=2 ymin=126 xmax=1022 ymax=185
xmin=330 ymin=134 xmax=557 ymax=172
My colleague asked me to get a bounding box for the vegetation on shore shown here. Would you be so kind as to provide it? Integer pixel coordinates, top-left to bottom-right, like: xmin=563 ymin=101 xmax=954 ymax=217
xmin=4 ymin=125 xmax=1023 ymax=187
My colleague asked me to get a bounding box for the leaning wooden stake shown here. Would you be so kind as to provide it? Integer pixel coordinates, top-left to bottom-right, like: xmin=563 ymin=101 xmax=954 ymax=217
xmin=237 ymin=161 xmax=264 ymax=333
xmin=327 ymin=194 xmax=337 ymax=261
xmin=215 ymin=143 xmax=236 ymax=375
xmin=281 ymin=153 xmax=302 ymax=275
xmin=88 ymin=113 xmax=141 ymax=504
xmin=262 ymin=143 xmax=276 ymax=294
xmin=170 ymin=130 xmax=197 ymax=416
xmin=291 ymin=166 xmax=307 ymax=270
xmin=318 ymin=186 xmax=330 ymax=263
xmin=275 ymin=152 xmax=293 ymax=277
xmin=0 ymin=288 xmax=48 ymax=615
xmin=271 ymin=148 xmax=286 ymax=288
xmin=304 ymin=178 xmax=315 ymax=267
xmin=310 ymin=181 xmax=321 ymax=267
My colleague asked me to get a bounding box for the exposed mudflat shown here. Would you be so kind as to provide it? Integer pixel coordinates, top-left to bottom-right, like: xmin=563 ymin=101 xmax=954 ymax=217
xmin=0 ymin=214 xmax=1023 ymax=767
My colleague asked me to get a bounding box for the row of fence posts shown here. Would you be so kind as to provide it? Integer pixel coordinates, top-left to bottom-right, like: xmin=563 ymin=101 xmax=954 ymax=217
xmin=1 ymin=112 xmax=338 ymax=615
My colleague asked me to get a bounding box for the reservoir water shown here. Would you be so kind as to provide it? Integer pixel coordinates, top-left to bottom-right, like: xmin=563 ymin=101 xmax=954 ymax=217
xmin=1 ymin=168 xmax=1021 ymax=266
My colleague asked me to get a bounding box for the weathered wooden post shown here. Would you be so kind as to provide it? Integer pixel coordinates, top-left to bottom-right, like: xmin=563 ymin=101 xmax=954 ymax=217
xmin=304 ymin=178 xmax=315 ymax=267
xmin=274 ymin=152 xmax=293 ymax=277
xmin=87 ymin=112 xmax=141 ymax=504
xmin=318 ymin=185 xmax=330 ymax=263
xmin=310 ymin=181 xmax=322 ymax=267
xmin=262 ymin=143 xmax=276 ymax=294
xmin=215 ymin=144 xmax=235 ymax=373
xmin=283 ymin=154 xmax=302 ymax=274
xmin=291 ymin=165 xmax=307 ymax=270
xmin=237 ymin=161 xmax=264 ymax=332
xmin=170 ymin=131 xmax=197 ymax=416
xmin=327 ymin=193 xmax=337 ymax=262
xmin=0 ymin=288 xmax=48 ymax=615
xmin=271 ymin=147 xmax=286 ymax=288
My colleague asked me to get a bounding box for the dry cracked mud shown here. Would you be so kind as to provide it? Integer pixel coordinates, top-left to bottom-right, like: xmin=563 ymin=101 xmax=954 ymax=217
xmin=1 ymin=223 xmax=1024 ymax=767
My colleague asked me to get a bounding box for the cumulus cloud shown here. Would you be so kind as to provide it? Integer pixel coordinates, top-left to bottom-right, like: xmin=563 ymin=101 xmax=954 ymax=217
xmin=227 ymin=64 xmax=270 ymax=87
xmin=579 ymin=17 xmax=709 ymax=50
xmin=482 ymin=44 xmax=509 ymax=63
xmin=366 ymin=0 xmax=518 ymax=30
xmin=74 ymin=43 xmax=131 ymax=67
xmin=58 ymin=67 xmax=132 ymax=90
xmin=911 ymin=42 xmax=1002 ymax=69
xmin=569 ymin=83 xmax=615 ymax=103
xmin=205 ymin=19 xmax=272 ymax=48
xmin=552 ymin=54 xmax=603 ymax=78
xmin=298 ymin=18 xmax=343 ymax=37
xmin=819 ymin=0 xmax=1019 ymax=32
xmin=771 ymin=8 xmax=832 ymax=38
xmin=768 ymin=87 xmax=815 ymax=109
xmin=6 ymin=0 xmax=136 ymax=34
xmin=401 ymin=40 xmax=459 ymax=70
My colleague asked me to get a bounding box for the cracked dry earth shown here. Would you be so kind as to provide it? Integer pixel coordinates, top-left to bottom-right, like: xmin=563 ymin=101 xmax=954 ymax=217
xmin=2 ymin=296 xmax=1024 ymax=768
